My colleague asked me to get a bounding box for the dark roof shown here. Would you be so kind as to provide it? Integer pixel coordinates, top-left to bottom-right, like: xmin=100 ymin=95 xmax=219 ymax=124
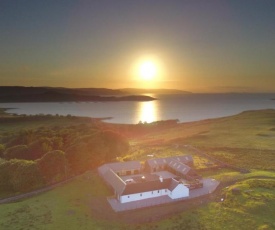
xmin=121 ymin=178 xmax=172 ymax=195
xmin=166 ymin=155 xmax=193 ymax=164
xmin=131 ymin=174 xmax=159 ymax=183
xmin=168 ymin=160 xmax=191 ymax=175
xmin=146 ymin=158 xmax=169 ymax=167
xmin=103 ymin=169 xmax=126 ymax=194
xmin=169 ymin=178 xmax=180 ymax=191
xmin=146 ymin=155 xmax=193 ymax=168
xmin=98 ymin=161 xmax=141 ymax=175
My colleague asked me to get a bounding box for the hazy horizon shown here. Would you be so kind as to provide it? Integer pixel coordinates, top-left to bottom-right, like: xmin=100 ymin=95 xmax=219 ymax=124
xmin=1 ymin=1 xmax=275 ymax=93
xmin=2 ymin=85 xmax=275 ymax=94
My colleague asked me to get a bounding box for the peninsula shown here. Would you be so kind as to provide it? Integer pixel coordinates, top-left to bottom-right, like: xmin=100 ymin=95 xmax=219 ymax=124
xmin=0 ymin=87 xmax=156 ymax=102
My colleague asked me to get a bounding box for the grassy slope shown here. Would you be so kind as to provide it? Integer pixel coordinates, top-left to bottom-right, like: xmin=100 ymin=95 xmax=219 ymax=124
xmin=0 ymin=171 xmax=121 ymax=230
xmin=138 ymin=109 xmax=275 ymax=170
xmin=1 ymin=109 xmax=275 ymax=229
xmin=141 ymin=109 xmax=275 ymax=149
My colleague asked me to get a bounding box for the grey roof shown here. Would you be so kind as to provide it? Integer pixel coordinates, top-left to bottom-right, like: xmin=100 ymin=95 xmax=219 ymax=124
xmin=102 ymin=169 xmax=126 ymax=195
xmin=168 ymin=160 xmax=191 ymax=175
xmin=98 ymin=161 xmax=141 ymax=175
xmin=146 ymin=155 xmax=193 ymax=168
xmin=146 ymin=158 xmax=168 ymax=167
xmin=98 ymin=164 xmax=110 ymax=176
xmin=166 ymin=155 xmax=193 ymax=164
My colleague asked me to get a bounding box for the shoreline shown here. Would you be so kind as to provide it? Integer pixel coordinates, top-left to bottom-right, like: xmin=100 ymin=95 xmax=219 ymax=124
xmin=1 ymin=106 xmax=275 ymax=126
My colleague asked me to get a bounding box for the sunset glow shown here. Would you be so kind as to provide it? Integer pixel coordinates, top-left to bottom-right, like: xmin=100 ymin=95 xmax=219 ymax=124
xmin=137 ymin=100 xmax=159 ymax=123
xmin=139 ymin=60 xmax=157 ymax=80
xmin=1 ymin=1 xmax=275 ymax=92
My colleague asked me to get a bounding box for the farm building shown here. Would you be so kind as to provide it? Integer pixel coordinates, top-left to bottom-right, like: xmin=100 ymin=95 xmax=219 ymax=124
xmin=98 ymin=156 xmax=220 ymax=212
xmin=98 ymin=161 xmax=142 ymax=177
xmin=144 ymin=155 xmax=199 ymax=180
xmin=98 ymin=166 xmax=189 ymax=203
xmin=98 ymin=156 xmax=199 ymax=204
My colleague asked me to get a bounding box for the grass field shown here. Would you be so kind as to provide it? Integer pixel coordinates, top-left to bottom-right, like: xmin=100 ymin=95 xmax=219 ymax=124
xmin=141 ymin=109 xmax=275 ymax=149
xmin=0 ymin=170 xmax=275 ymax=230
xmin=1 ymin=109 xmax=275 ymax=229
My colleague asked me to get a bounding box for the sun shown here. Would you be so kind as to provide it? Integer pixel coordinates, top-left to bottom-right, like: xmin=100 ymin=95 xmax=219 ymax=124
xmin=139 ymin=60 xmax=157 ymax=80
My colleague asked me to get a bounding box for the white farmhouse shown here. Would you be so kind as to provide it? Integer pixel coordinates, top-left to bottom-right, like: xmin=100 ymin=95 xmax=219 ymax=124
xmin=98 ymin=157 xmax=192 ymax=204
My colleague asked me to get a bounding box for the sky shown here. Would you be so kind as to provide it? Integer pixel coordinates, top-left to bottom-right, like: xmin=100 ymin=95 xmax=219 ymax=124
xmin=1 ymin=0 xmax=275 ymax=93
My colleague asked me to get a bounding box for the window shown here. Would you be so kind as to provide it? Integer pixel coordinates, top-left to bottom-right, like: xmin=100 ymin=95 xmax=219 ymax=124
xmin=158 ymin=190 xmax=159 ymax=193
xmin=128 ymin=196 xmax=130 ymax=198
xmin=140 ymin=193 xmax=142 ymax=196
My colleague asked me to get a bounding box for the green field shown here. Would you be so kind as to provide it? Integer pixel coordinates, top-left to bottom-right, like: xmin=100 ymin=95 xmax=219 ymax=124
xmin=0 ymin=109 xmax=275 ymax=229
xmin=0 ymin=170 xmax=275 ymax=230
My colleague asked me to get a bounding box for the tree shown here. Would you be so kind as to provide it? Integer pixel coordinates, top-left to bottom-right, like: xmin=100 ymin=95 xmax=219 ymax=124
xmin=28 ymin=137 xmax=53 ymax=160
xmin=65 ymin=141 xmax=97 ymax=174
xmin=65 ymin=130 xmax=129 ymax=174
xmin=8 ymin=159 xmax=44 ymax=192
xmin=0 ymin=159 xmax=13 ymax=191
xmin=0 ymin=144 xmax=5 ymax=158
xmin=99 ymin=130 xmax=129 ymax=161
xmin=37 ymin=150 xmax=67 ymax=183
xmin=3 ymin=145 xmax=30 ymax=160
xmin=52 ymin=136 xmax=64 ymax=150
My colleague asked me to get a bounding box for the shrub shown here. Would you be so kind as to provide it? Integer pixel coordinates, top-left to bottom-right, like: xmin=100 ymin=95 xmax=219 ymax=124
xmin=6 ymin=159 xmax=44 ymax=192
xmin=4 ymin=145 xmax=30 ymax=160
xmin=37 ymin=150 xmax=67 ymax=183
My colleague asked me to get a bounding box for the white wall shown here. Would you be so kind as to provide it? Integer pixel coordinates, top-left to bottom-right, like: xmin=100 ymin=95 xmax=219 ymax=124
xmin=120 ymin=189 xmax=169 ymax=203
xmin=168 ymin=184 xmax=189 ymax=199
xmin=119 ymin=184 xmax=189 ymax=203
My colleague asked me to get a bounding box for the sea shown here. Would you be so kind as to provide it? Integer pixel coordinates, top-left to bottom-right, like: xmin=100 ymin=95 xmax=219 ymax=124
xmin=1 ymin=93 xmax=275 ymax=124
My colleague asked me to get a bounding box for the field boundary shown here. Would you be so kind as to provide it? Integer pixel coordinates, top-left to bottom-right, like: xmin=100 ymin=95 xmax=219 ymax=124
xmin=0 ymin=174 xmax=83 ymax=205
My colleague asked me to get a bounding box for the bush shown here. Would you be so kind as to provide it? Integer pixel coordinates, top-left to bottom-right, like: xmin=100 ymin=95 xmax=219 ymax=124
xmin=0 ymin=144 xmax=5 ymax=158
xmin=28 ymin=137 xmax=53 ymax=160
xmin=65 ymin=130 xmax=129 ymax=174
xmin=1 ymin=159 xmax=44 ymax=192
xmin=37 ymin=150 xmax=67 ymax=183
xmin=0 ymin=159 xmax=13 ymax=191
xmin=4 ymin=145 xmax=30 ymax=160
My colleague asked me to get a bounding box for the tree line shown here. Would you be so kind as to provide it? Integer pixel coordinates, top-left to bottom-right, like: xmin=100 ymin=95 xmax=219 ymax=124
xmin=0 ymin=124 xmax=129 ymax=194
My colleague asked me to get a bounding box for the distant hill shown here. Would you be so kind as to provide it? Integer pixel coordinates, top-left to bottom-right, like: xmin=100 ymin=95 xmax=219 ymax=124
xmin=0 ymin=86 xmax=155 ymax=102
xmin=0 ymin=86 xmax=191 ymax=97
xmin=0 ymin=86 xmax=124 ymax=96
xmin=0 ymin=86 xmax=191 ymax=102
xmin=120 ymin=88 xmax=192 ymax=95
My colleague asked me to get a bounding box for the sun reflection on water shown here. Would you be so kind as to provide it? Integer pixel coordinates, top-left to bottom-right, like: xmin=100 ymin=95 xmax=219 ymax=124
xmin=137 ymin=100 xmax=159 ymax=123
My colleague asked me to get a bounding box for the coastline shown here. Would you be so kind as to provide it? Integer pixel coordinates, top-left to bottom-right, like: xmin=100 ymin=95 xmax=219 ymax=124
xmin=1 ymin=93 xmax=275 ymax=124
